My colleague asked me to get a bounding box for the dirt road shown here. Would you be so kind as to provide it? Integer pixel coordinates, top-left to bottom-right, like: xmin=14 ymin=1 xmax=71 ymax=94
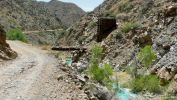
xmin=0 ymin=40 xmax=87 ymax=100
xmin=23 ymin=29 xmax=62 ymax=34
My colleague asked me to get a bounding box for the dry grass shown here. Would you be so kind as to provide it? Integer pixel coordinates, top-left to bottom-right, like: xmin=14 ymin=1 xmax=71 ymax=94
xmin=41 ymin=45 xmax=51 ymax=50
xmin=113 ymin=72 xmax=131 ymax=84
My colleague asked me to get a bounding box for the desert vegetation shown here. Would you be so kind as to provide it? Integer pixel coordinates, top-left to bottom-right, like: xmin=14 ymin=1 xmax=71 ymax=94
xmin=55 ymin=29 xmax=68 ymax=43
xmin=103 ymin=11 xmax=116 ymax=17
xmin=88 ymin=21 xmax=96 ymax=28
xmin=78 ymin=36 xmax=86 ymax=44
xmin=121 ymin=22 xmax=139 ymax=33
xmin=87 ymin=45 xmax=170 ymax=95
xmin=118 ymin=2 xmax=134 ymax=13
xmin=6 ymin=29 xmax=28 ymax=43
xmin=116 ymin=31 xmax=123 ymax=39
xmin=138 ymin=45 xmax=157 ymax=69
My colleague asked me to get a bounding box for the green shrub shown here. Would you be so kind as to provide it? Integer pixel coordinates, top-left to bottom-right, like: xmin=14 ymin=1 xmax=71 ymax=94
xmin=60 ymin=29 xmax=68 ymax=35
xmin=89 ymin=62 xmax=113 ymax=88
xmin=88 ymin=21 xmax=96 ymax=28
xmin=103 ymin=76 xmax=113 ymax=90
xmin=6 ymin=29 xmax=28 ymax=43
xmin=121 ymin=22 xmax=139 ymax=33
xmin=146 ymin=75 xmax=162 ymax=93
xmin=78 ymin=36 xmax=86 ymax=44
xmin=55 ymin=51 xmax=60 ymax=58
xmin=55 ymin=29 xmax=67 ymax=43
xmin=116 ymin=31 xmax=122 ymax=39
xmin=89 ymin=44 xmax=103 ymax=82
xmin=161 ymin=92 xmax=177 ymax=100
xmin=125 ymin=66 xmax=131 ymax=74
xmin=117 ymin=15 xmax=129 ymax=21
xmin=88 ymin=45 xmax=113 ymax=85
xmin=102 ymin=63 xmax=114 ymax=89
xmin=138 ymin=45 xmax=157 ymax=68
xmin=118 ymin=2 xmax=134 ymax=13
xmin=103 ymin=11 xmax=116 ymax=17
xmin=91 ymin=44 xmax=102 ymax=59
xmin=125 ymin=65 xmax=137 ymax=78
xmin=140 ymin=0 xmax=152 ymax=15
xmin=92 ymin=67 xmax=105 ymax=82
xmin=140 ymin=6 xmax=149 ymax=15
xmin=131 ymin=75 xmax=145 ymax=93
xmin=103 ymin=63 xmax=113 ymax=76
xmin=161 ymin=96 xmax=177 ymax=100
xmin=131 ymin=74 xmax=162 ymax=93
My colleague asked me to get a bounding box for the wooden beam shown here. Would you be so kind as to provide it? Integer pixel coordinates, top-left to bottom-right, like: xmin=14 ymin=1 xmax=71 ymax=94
xmin=52 ymin=46 xmax=87 ymax=51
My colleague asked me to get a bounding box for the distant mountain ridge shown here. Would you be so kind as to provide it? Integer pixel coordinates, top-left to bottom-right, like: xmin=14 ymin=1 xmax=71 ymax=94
xmin=40 ymin=0 xmax=86 ymax=26
xmin=0 ymin=0 xmax=85 ymax=31
xmin=0 ymin=0 xmax=64 ymax=31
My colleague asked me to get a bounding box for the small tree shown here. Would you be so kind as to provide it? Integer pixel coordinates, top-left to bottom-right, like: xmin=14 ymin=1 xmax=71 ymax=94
xmin=87 ymin=45 xmax=120 ymax=99
xmin=88 ymin=44 xmax=113 ymax=85
xmin=103 ymin=63 xmax=114 ymax=89
xmin=91 ymin=44 xmax=102 ymax=59
xmin=89 ymin=44 xmax=103 ymax=82
xmin=138 ymin=45 xmax=157 ymax=69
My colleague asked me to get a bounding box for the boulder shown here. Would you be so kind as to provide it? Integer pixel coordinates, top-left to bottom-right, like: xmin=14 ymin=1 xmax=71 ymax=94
xmin=133 ymin=31 xmax=152 ymax=45
xmin=158 ymin=67 xmax=171 ymax=83
xmin=138 ymin=31 xmax=152 ymax=44
xmin=77 ymin=75 xmax=86 ymax=82
xmin=172 ymin=85 xmax=177 ymax=96
xmin=174 ymin=74 xmax=177 ymax=82
xmin=0 ymin=26 xmax=8 ymax=47
xmin=77 ymin=65 xmax=87 ymax=73
xmin=163 ymin=6 xmax=177 ymax=18
xmin=4 ymin=47 xmax=18 ymax=59
xmin=0 ymin=26 xmax=18 ymax=60
xmin=60 ymin=67 xmax=69 ymax=72
xmin=95 ymin=88 xmax=112 ymax=100
xmin=56 ymin=75 xmax=64 ymax=80
xmin=163 ymin=45 xmax=171 ymax=50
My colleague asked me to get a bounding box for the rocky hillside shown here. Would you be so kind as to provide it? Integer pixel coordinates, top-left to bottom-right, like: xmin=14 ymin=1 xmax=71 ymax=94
xmin=25 ymin=30 xmax=63 ymax=46
xmin=40 ymin=0 xmax=86 ymax=26
xmin=56 ymin=0 xmax=177 ymax=99
xmin=0 ymin=0 xmax=64 ymax=31
xmin=0 ymin=26 xmax=17 ymax=60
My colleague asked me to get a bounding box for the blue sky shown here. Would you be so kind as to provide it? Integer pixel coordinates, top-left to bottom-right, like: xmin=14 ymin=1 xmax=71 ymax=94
xmin=37 ymin=0 xmax=104 ymax=11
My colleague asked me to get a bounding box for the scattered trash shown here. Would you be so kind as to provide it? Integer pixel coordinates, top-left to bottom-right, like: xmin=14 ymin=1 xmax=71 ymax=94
xmin=65 ymin=59 xmax=72 ymax=66
xmin=113 ymin=84 xmax=138 ymax=100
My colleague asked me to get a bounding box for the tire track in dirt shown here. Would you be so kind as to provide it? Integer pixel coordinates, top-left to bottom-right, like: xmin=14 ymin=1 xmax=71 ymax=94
xmin=0 ymin=40 xmax=87 ymax=100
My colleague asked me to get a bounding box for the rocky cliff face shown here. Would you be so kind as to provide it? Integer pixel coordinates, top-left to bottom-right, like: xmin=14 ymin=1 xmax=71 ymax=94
xmin=65 ymin=0 xmax=177 ymax=77
xmin=0 ymin=26 xmax=17 ymax=60
xmin=40 ymin=0 xmax=86 ymax=26
xmin=57 ymin=0 xmax=177 ymax=98
xmin=0 ymin=0 xmax=64 ymax=31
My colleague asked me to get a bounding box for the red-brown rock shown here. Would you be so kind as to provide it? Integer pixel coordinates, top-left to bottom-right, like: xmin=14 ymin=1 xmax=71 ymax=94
xmin=0 ymin=26 xmax=18 ymax=60
xmin=158 ymin=67 xmax=171 ymax=84
xmin=174 ymin=74 xmax=177 ymax=82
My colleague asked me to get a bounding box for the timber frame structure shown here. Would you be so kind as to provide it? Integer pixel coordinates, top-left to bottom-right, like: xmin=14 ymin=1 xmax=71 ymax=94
xmin=97 ymin=18 xmax=117 ymax=42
